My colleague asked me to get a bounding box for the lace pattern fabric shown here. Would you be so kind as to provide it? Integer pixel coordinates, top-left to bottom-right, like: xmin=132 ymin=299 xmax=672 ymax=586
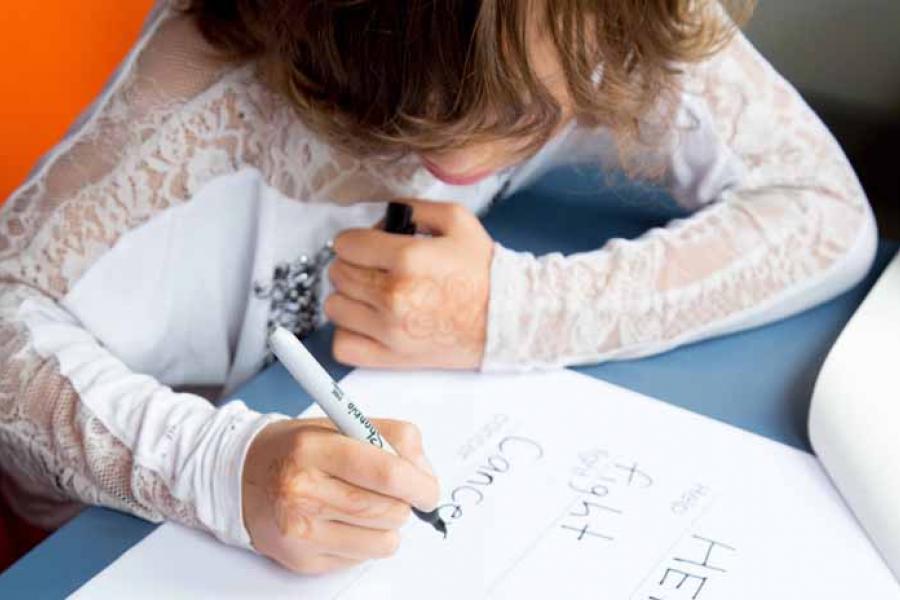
xmin=0 ymin=284 xmax=203 ymax=530
xmin=482 ymin=31 xmax=873 ymax=370
xmin=0 ymin=7 xmax=290 ymax=541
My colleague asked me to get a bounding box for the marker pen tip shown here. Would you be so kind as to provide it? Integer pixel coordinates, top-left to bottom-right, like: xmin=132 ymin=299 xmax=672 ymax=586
xmin=413 ymin=508 xmax=448 ymax=539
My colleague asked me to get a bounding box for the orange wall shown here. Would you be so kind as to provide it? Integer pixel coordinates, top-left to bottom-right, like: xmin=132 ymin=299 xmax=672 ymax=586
xmin=0 ymin=1 xmax=156 ymax=202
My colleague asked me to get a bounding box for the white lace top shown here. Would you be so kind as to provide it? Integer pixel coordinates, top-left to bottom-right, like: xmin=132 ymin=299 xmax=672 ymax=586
xmin=0 ymin=4 xmax=877 ymax=550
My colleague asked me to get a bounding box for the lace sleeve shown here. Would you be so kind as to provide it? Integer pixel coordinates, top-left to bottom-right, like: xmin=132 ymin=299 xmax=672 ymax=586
xmin=0 ymin=7 xmax=283 ymax=547
xmin=481 ymin=30 xmax=877 ymax=370
xmin=0 ymin=282 xmax=277 ymax=547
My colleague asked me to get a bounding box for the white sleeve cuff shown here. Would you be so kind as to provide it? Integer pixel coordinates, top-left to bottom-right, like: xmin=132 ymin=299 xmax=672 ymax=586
xmin=205 ymin=401 xmax=289 ymax=550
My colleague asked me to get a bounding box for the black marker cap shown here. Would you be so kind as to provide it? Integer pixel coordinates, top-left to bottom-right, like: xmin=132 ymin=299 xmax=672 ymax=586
xmin=384 ymin=202 xmax=416 ymax=236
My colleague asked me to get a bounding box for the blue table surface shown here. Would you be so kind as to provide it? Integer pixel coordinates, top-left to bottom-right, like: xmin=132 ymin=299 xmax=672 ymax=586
xmin=2 ymin=168 xmax=897 ymax=598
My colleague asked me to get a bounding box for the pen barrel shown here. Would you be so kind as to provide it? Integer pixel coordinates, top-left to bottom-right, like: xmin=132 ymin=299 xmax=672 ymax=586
xmin=269 ymin=327 xmax=396 ymax=454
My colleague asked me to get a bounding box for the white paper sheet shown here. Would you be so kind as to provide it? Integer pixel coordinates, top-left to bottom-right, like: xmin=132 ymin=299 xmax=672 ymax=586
xmin=74 ymin=369 xmax=898 ymax=599
xmin=810 ymin=248 xmax=900 ymax=580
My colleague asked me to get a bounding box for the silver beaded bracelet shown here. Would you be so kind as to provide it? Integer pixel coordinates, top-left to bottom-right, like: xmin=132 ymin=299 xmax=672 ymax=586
xmin=253 ymin=240 xmax=336 ymax=363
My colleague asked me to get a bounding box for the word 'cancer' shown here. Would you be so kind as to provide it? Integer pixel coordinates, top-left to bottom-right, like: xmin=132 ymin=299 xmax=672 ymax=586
xmin=436 ymin=435 xmax=544 ymax=523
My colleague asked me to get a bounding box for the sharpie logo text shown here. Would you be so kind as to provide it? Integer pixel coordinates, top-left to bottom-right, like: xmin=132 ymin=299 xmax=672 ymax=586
xmin=347 ymin=401 xmax=384 ymax=448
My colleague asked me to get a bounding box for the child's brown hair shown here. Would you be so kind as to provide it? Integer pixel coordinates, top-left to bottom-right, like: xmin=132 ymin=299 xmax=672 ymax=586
xmin=187 ymin=0 xmax=754 ymax=160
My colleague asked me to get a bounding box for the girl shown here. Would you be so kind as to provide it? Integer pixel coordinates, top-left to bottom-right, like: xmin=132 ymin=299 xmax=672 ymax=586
xmin=0 ymin=0 xmax=876 ymax=575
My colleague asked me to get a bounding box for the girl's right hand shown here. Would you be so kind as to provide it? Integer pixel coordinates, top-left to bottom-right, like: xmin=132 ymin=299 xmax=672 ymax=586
xmin=241 ymin=418 xmax=440 ymax=574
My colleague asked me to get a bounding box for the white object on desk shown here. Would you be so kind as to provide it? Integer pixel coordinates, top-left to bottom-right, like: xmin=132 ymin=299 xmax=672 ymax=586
xmin=810 ymin=248 xmax=900 ymax=580
xmin=73 ymin=368 xmax=898 ymax=599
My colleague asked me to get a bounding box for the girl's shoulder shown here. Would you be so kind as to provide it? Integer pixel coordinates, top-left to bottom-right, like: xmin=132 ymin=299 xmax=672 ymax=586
xmin=0 ymin=8 xmax=297 ymax=296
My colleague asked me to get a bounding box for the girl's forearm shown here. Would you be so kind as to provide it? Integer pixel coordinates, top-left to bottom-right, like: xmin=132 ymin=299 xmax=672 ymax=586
xmin=0 ymin=281 xmax=282 ymax=546
xmin=480 ymin=31 xmax=876 ymax=371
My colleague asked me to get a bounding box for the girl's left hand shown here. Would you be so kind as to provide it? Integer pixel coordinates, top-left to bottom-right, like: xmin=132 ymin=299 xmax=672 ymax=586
xmin=326 ymin=200 xmax=494 ymax=370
